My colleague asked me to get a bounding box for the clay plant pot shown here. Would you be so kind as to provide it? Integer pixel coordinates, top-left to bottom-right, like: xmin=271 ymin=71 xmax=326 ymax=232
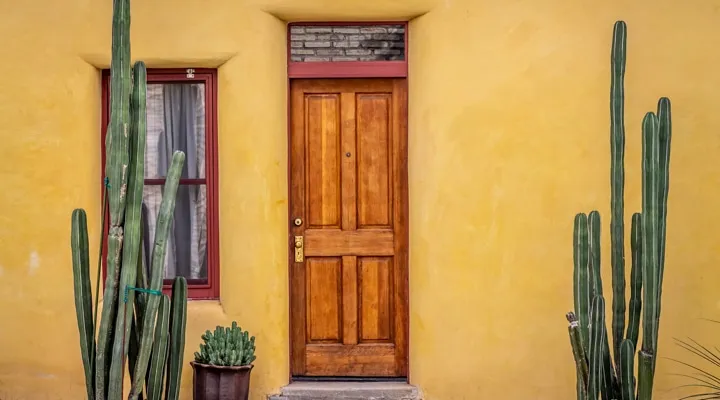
xmin=191 ymin=361 xmax=254 ymax=400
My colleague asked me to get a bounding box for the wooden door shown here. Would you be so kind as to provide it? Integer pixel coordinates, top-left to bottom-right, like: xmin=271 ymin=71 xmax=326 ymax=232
xmin=289 ymin=78 xmax=408 ymax=377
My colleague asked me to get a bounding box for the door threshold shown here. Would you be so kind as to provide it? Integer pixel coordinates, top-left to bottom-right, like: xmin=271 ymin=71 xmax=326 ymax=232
xmin=292 ymin=376 xmax=408 ymax=382
xmin=272 ymin=380 xmax=421 ymax=400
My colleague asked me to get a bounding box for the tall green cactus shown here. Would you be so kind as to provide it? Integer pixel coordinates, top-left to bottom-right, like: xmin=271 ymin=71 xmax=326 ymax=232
xmin=566 ymin=20 xmax=673 ymax=400
xmin=69 ymin=0 xmax=189 ymax=398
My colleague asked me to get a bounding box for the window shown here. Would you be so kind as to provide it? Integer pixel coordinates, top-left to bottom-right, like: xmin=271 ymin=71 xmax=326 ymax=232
xmin=101 ymin=68 xmax=219 ymax=299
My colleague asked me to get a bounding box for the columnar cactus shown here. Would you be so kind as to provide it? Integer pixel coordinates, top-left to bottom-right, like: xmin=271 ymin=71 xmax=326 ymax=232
xmin=566 ymin=20 xmax=672 ymax=400
xmin=69 ymin=0 xmax=188 ymax=399
xmin=194 ymin=322 xmax=257 ymax=367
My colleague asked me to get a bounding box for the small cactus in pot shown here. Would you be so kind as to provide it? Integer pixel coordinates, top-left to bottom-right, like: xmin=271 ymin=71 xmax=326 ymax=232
xmin=191 ymin=322 xmax=256 ymax=400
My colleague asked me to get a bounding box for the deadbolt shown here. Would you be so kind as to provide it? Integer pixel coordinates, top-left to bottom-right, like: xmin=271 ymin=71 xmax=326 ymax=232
xmin=294 ymin=218 xmax=303 ymax=226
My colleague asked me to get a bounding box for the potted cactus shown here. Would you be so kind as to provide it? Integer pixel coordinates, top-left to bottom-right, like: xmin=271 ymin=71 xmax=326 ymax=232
xmin=191 ymin=322 xmax=257 ymax=400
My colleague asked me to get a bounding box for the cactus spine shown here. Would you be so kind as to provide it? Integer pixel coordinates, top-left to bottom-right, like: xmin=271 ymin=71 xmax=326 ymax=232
xmin=69 ymin=0 xmax=188 ymax=399
xmin=566 ymin=20 xmax=672 ymax=400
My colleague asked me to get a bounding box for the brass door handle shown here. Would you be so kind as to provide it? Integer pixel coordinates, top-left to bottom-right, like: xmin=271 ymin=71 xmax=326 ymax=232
xmin=294 ymin=236 xmax=304 ymax=262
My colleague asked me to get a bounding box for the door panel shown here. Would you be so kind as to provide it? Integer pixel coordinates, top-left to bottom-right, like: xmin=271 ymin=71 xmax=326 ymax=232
xmin=289 ymin=78 xmax=408 ymax=377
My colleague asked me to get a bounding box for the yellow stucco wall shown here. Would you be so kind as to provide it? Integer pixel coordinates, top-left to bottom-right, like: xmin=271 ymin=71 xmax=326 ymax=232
xmin=2 ymin=0 xmax=719 ymax=399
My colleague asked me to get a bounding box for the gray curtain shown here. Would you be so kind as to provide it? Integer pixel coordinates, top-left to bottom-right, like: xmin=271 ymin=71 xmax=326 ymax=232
xmin=143 ymin=83 xmax=207 ymax=280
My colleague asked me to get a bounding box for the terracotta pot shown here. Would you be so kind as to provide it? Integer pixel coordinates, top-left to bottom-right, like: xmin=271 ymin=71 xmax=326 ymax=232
xmin=190 ymin=361 xmax=253 ymax=400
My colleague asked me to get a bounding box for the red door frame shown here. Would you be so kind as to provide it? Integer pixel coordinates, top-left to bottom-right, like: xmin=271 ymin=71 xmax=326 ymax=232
xmin=286 ymin=20 xmax=410 ymax=382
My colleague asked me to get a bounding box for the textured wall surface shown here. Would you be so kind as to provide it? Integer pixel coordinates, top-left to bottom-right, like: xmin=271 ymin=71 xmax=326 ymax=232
xmin=2 ymin=0 xmax=720 ymax=399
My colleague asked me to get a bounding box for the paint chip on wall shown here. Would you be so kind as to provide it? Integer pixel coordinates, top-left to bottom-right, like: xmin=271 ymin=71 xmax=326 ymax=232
xmin=28 ymin=251 xmax=40 ymax=275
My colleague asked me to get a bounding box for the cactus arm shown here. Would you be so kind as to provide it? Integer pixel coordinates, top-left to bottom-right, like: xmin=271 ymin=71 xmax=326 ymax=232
xmin=588 ymin=295 xmax=606 ymax=400
xmin=95 ymin=232 xmax=122 ymax=399
xmin=165 ymin=277 xmax=188 ymax=400
xmin=128 ymin=314 xmax=142 ymax=397
xmin=106 ymin=0 xmax=131 ymax=227
xmin=653 ymin=97 xmax=671 ymax=371
xmin=135 ymin=211 xmax=148 ymax=335
xmin=610 ymin=20 xmax=627 ymax=370
xmin=573 ymin=213 xmax=591 ymax=352
xmin=656 ymin=97 xmax=671 ymax=287
xmin=108 ymin=60 xmax=148 ymax=400
xmin=619 ymin=339 xmax=635 ymax=400
xmin=567 ymin=312 xmax=589 ymax=396
xmin=640 ymin=112 xmax=660 ymax=352
xmin=626 ymin=213 xmax=642 ymax=350
xmin=587 ymin=211 xmax=619 ymax=399
xmin=96 ymin=0 xmax=132 ymax=395
xmin=147 ymin=296 xmax=171 ymax=400
xmin=129 ymin=151 xmax=186 ymax=400
xmin=71 ymin=209 xmax=95 ymax=400
xmin=637 ymin=351 xmax=654 ymax=400
xmin=639 ymin=112 xmax=660 ymax=395
xmin=588 ymin=211 xmax=603 ymax=300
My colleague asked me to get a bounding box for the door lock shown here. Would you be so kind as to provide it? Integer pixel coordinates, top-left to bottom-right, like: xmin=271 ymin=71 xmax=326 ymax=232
xmin=294 ymin=236 xmax=304 ymax=262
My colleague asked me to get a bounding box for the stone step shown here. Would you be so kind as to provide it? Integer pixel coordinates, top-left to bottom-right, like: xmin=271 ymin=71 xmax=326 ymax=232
xmin=268 ymin=381 xmax=422 ymax=400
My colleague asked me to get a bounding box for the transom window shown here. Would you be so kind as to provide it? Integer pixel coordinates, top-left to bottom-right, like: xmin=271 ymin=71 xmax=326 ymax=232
xmin=101 ymin=68 xmax=219 ymax=299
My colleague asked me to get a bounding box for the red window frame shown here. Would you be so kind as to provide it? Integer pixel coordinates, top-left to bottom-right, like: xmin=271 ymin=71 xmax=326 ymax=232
xmin=100 ymin=68 xmax=220 ymax=300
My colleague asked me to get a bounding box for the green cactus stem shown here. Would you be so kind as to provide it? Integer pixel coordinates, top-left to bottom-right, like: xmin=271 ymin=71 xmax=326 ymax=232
xmin=588 ymin=211 xmax=603 ymax=300
xmin=165 ymin=277 xmax=188 ymax=400
xmin=71 ymin=209 xmax=94 ymax=400
xmin=573 ymin=213 xmax=590 ymax=352
xmin=626 ymin=213 xmax=642 ymax=350
xmin=129 ymin=151 xmax=186 ymax=400
xmin=637 ymin=351 xmax=654 ymax=400
xmin=95 ymin=0 xmax=132 ymax=395
xmin=640 ymin=112 xmax=660 ymax=359
xmin=619 ymin=339 xmax=635 ymax=400
xmin=609 ymin=18 xmax=627 ymax=371
xmin=653 ymin=97 xmax=671 ymax=372
xmin=566 ymin=20 xmax=672 ymax=400
xmin=587 ymin=296 xmax=605 ymax=400
xmin=147 ymin=295 xmax=171 ymax=400
xmin=567 ymin=312 xmax=589 ymax=397
xmin=108 ymin=60 xmax=148 ymax=400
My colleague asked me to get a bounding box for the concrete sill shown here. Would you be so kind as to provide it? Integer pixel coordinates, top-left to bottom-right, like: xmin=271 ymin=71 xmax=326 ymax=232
xmin=269 ymin=381 xmax=422 ymax=400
